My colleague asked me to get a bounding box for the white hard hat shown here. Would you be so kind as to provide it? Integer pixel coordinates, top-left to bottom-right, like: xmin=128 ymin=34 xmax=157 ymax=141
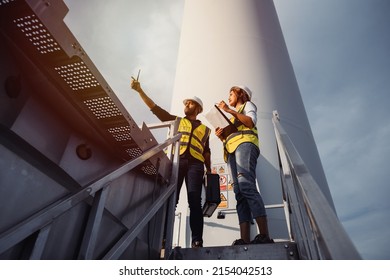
xmin=183 ymin=96 xmax=204 ymax=113
xmin=235 ymin=85 xmax=252 ymax=100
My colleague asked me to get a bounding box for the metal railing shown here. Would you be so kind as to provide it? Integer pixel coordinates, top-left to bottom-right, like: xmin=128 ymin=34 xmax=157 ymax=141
xmin=272 ymin=111 xmax=361 ymax=259
xmin=0 ymin=121 xmax=181 ymax=260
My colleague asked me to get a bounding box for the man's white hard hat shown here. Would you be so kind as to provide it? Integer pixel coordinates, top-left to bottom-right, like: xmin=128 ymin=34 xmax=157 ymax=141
xmin=183 ymin=96 xmax=204 ymax=113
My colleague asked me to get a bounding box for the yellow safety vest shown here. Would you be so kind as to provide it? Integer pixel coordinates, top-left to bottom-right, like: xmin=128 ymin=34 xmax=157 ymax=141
xmin=178 ymin=117 xmax=211 ymax=162
xmin=223 ymin=103 xmax=259 ymax=160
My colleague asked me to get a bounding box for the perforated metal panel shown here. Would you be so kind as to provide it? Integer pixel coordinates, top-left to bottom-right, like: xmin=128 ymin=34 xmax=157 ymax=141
xmin=126 ymin=147 xmax=143 ymax=159
xmin=84 ymin=97 xmax=122 ymax=119
xmin=14 ymin=14 xmax=61 ymax=54
xmin=0 ymin=0 xmax=16 ymax=6
xmin=54 ymin=61 xmax=100 ymax=90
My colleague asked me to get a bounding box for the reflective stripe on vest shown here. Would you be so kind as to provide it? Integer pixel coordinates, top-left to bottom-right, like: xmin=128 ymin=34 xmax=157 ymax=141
xmin=224 ymin=103 xmax=259 ymax=154
xmin=178 ymin=118 xmax=210 ymax=162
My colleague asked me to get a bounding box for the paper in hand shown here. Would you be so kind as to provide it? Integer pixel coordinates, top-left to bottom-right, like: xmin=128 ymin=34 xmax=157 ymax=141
xmin=204 ymin=105 xmax=231 ymax=129
xmin=205 ymin=105 xmax=238 ymax=138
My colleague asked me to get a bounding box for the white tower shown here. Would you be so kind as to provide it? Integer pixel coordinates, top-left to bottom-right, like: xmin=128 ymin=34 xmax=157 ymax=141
xmin=171 ymin=0 xmax=334 ymax=247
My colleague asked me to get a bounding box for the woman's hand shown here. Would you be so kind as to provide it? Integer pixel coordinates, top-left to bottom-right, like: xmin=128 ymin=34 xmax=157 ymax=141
xmin=215 ymin=127 xmax=225 ymax=141
xmin=217 ymin=100 xmax=229 ymax=112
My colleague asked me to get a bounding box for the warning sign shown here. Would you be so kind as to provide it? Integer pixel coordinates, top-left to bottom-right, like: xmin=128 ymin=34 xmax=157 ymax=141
xmin=218 ymin=165 xmax=226 ymax=174
xmin=219 ymin=174 xmax=227 ymax=191
xmin=228 ymin=179 xmax=234 ymax=191
xmin=218 ymin=192 xmax=228 ymax=208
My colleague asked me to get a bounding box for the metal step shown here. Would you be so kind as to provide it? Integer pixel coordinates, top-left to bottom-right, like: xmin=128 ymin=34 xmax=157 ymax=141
xmin=168 ymin=241 xmax=299 ymax=260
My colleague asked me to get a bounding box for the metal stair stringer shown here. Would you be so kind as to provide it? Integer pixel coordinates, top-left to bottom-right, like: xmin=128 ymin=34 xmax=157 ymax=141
xmin=168 ymin=242 xmax=299 ymax=260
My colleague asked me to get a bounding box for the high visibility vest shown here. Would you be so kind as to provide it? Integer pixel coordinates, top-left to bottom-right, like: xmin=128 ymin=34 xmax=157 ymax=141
xmin=178 ymin=117 xmax=211 ymax=162
xmin=224 ymin=102 xmax=259 ymax=154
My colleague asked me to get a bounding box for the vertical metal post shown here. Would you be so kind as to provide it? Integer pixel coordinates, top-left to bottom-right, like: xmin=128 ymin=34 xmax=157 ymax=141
xmin=29 ymin=224 xmax=52 ymax=260
xmin=163 ymin=131 xmax=181 ymax=259
xmin=78 ymin=184 xmax=110 ymax=259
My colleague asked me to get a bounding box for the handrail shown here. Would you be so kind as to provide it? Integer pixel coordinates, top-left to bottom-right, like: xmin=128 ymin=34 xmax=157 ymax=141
xmin=103 ymin=121 xmax=181 ymax=259
xmin=272 ymin=111 xmax=361 ymax=259
xmin=0 ymin=124 xmax=181 ymax=258
xmin=103 ymin=141 xmax=180 ymax=259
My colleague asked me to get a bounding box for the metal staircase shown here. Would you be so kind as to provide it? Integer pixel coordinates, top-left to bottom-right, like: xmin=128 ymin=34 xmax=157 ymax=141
xmin=0 ymin=0 xmax=180 ymax=260
xmin=0 ymin=0 xmax=360 ymax=260
xmin=167 ymin=111 xmax=361 ymax=260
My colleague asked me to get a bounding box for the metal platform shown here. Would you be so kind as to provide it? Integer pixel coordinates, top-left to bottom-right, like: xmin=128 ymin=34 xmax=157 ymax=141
xmin=169 ymin=242 xmax=299 ymax=260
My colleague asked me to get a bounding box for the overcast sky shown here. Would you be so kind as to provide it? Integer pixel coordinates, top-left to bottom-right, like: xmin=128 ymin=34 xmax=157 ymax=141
xmin=63 ymin=0 xmax=390 ymax=260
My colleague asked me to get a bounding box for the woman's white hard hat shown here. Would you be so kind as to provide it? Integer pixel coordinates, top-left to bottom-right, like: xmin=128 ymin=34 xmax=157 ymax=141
xmin=234 ymin=85 xmax=252 ymax=100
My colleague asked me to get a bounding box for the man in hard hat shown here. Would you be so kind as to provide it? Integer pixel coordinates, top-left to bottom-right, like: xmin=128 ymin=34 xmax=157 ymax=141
xmin=131 ymin=78 xmax=211 ymax=248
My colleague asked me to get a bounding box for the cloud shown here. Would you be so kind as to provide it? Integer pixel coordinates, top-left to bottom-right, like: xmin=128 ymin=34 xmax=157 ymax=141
xmin=64 ymin=0 xmax=183 ymax=127
xmin=275 ymin=0 xmax=390 ymax=259
xmin=343 ymin=206 xmax=390 ymax=260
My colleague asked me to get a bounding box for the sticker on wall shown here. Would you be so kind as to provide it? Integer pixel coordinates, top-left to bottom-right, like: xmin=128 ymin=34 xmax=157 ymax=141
xmin=228 ymin=177 xmax=234 ymax=191
xmin=219 ymin=174 xmax=227 ymax=191
xmin=218 ymin=192 xmax=228 ymax=208
xmin=218 ymin=165 xmax=226 ymax=174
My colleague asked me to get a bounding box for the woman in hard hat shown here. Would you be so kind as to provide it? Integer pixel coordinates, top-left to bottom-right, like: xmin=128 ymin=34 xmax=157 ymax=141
xmin=215 ymin=85 xmax=273 ymax=246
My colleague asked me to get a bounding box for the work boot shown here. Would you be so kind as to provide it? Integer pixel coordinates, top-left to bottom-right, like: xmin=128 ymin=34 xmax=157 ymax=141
xmin=250 ymin=234 xmax=274 ymax=244
xmin=191 ymin=240 xmax=203 ymax=248
xmin=232 ymin=239 xmax=248 ymax=246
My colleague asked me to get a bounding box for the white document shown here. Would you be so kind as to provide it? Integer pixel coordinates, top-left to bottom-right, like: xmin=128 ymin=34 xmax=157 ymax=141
xmin=204 ymin=105 xmax=231 ymax=129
